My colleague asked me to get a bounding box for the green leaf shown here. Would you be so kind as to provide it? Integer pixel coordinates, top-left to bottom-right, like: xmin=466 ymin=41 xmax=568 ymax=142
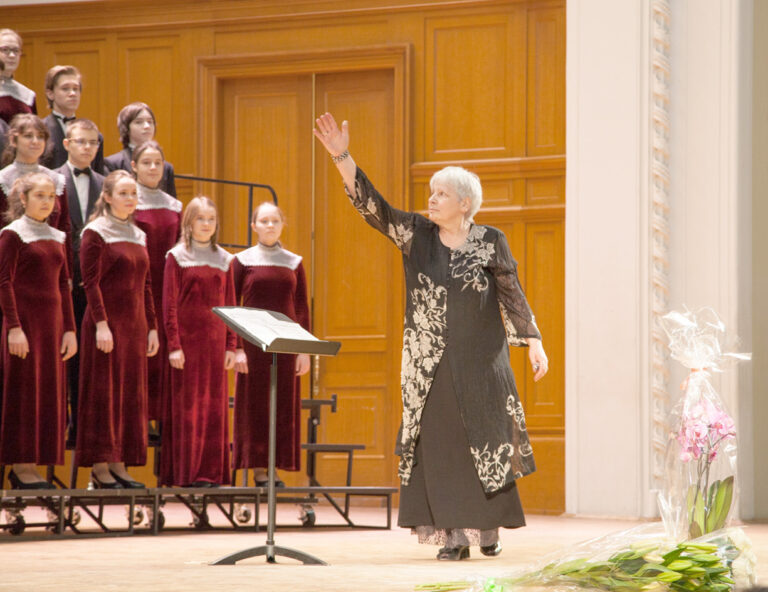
xmin=689 ymin=493 xmax=706 ymax=538
xmin=712 ymin=476 xmax=734 ymax=530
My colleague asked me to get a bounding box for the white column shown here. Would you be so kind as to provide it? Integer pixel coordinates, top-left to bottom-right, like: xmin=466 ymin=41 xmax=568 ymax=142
xmin=566 ymin=0 xmax=754 ymax=518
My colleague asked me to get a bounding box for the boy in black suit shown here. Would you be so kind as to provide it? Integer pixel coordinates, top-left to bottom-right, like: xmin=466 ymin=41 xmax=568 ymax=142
xmin=55 ymin=118 xmax=105 ymax=443
xmin=42 ymin=65 xmax=105 ymax=172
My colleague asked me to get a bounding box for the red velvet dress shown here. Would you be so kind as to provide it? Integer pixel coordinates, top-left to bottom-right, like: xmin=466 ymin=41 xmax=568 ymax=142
xmin=75 ymin=215 xmax=156 ymax=467
xmin=0 ymin=217 xmax=74 ymax=465
xmin=134 ymin=184 xmax=181 ymax=420
xmin=159 ymin=243 xmax=237 ymax=486
xmin=232 ymin=243 xmax=310 ymax=471
xmin=0 ymin=80 xmax=37 ymax=124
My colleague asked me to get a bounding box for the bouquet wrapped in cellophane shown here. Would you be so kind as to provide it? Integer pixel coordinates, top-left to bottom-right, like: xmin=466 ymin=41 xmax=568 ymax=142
xmin=418 ymin=308 xmax=755 ymax=592
xmin=658 ymin=307 xmax=750 ymax=541
xmin=415 ymin=523 xmax=757 ymax=592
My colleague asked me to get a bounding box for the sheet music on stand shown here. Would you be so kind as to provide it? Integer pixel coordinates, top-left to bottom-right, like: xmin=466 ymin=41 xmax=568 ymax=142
xmin=213 ymin=307 xmax=340 ymax=356
xmin=210 ymin=306 xmax=340 ymax=566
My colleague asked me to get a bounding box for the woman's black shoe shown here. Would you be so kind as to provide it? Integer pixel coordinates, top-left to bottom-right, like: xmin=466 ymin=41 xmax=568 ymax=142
xmin=436 ymin=546 xmax=470 ymax=561
xmin=186 ymin=481 xmax=215 ymax=488
xmin=480 ymin=542 xmax=503 ymax=557
xmin=8 ymin=470 xmax=55 ymax=490
xmin=108 ymin=470 xmax=145 ymax=489
xmin=255 ymin=478 xmax=285 ymax=488
xmin=91 ymin=472 xmax=122 ymax=489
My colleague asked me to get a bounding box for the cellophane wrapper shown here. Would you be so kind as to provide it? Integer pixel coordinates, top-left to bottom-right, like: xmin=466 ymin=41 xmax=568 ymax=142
xmin=657 ymin=308 xmax=749 ymax=541
xmin=416 ymin=524 xmax=757 ymax=592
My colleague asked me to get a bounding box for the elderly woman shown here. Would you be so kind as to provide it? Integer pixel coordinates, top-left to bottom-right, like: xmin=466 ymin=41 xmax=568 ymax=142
xmin=314 ymin=113 xmax=549 ymax=561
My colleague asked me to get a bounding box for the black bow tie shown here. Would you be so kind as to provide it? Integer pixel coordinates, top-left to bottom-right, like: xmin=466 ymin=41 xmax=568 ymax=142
xmin=56 ymin=114 xmax=76 ymax=123
xmin=73 ymin=167 xmax=91 ymax=177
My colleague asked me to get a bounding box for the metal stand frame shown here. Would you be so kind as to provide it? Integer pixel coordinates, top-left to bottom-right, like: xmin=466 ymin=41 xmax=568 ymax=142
xmin=211 ymin=353 xmax=327 ymax=566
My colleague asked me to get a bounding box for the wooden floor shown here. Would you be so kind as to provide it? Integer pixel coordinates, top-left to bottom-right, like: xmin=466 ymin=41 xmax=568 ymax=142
xmin=1 ymin=503 xmax=767 ymax=591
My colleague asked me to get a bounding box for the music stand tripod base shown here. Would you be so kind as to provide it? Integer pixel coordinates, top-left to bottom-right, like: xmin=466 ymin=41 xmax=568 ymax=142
xmin=211 ymin=544 xmax=327 ymax=566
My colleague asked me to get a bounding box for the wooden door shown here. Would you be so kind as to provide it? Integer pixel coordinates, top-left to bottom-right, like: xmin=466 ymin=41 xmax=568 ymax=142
xmin=312 ymin=70 xmax=402 ymax=487
xmin=216 ymin=68 xmax=402 ymax=488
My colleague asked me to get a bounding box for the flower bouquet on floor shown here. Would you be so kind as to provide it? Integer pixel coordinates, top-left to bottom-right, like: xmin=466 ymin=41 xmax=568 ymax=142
xmin=415 ymin=523 xmax=757 ymax=591
xmin=417 ymin=307 xmax=754 ymax=592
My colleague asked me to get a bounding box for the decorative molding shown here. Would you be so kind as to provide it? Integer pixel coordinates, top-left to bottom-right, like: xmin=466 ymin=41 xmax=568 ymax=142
xmin=410 ymin=156 xmax=565 ymax=179
xmin=649 ymin=0 xmax=671 ymax=492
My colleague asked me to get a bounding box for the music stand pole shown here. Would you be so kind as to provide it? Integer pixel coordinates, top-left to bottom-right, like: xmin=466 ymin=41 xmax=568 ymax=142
xmin=212 ymin=352 xmax=326 ymax=566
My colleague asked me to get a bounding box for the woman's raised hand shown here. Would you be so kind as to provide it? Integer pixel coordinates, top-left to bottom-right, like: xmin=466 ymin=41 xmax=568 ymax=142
xmin=313 ymin=112 xmax=349 ymax=157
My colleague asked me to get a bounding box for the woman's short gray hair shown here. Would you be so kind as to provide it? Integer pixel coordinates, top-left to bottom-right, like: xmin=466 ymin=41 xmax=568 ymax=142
xmin=429 ymin=166 xmax=483 ymax=221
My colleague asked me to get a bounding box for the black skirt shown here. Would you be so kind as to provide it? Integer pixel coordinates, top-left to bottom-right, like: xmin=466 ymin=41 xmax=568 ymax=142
xmin=398 ymin=354 xmax=526 ymax=533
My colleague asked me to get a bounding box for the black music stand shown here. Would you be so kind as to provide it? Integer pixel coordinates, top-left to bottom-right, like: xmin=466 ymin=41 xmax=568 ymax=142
xmin=210 ymin=307 xmax=341 ymax=566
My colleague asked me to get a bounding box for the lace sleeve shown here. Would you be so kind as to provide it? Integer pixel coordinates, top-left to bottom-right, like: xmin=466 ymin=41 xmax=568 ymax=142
xmin=345 ymin=167 xmax=418 ymax=255
xmin=489 ymin=229 xmax=541 ymax=347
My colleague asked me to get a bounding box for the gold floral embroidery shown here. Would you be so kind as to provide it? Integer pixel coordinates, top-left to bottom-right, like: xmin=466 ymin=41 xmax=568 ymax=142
xmin=398 ymin=273 xmax=447 ymax=483
xmin=470 ymin=442 xmax=516 ymax=491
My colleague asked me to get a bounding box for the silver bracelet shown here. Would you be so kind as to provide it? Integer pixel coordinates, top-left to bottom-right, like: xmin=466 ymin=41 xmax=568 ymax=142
xmin=331 ymin=149 xmax=350 ymax=163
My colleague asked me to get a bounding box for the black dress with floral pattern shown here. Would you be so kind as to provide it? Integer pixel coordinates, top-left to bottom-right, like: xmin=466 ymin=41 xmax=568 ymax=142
xmin=347 ymin=168 xmax=541 ymax=496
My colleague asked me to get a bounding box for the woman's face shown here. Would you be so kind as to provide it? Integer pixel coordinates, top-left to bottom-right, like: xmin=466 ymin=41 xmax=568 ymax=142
xmin=105 ymin=177 xmax=138 ymax=220
xmin=128 ymin=109 xmax=156 ymax=146
xmin=132 ymin=147 xmax=163 ymax=188
xmin=0 ymin=33 xmax=21 ymax=76
xmin=22 ymin=179 xmax=56 ymax=222
xmin=13 ymin=127 xmax=46 ymax=164
xmin=190 ymin=205 xmax=217 ymax=243
xmin=252 ymin=203 xmax=284 ymax=246
xmin=428 ymin=181 xmax=469 ymax=227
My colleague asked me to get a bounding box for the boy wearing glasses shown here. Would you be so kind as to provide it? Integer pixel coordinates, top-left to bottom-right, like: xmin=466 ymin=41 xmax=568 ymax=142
xmin=55 ymin=118 xmax=104 ymax=442
xmin=0 ymin=29 xmax=36 ymax=124
xmin=42 ymin=65 xmax=105 ymax=172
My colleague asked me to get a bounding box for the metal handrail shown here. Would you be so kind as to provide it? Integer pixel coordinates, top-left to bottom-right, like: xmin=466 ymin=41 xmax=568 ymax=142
xmin=175 ymin=173 xmax=278 ymax=249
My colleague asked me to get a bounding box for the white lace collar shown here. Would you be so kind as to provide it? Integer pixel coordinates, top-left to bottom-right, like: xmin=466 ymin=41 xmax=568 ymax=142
xmin=0 ymin=162 xmax=65 ymax=196
xmin=235 ymin=242 xmax=302 ymax=270
xmin=0 ymin=78 xmax=35 ymax=106
xmin=167 ymin=242 xmax=233 ymax=272
xmin=136 ymin=183 xmax=182 ymax=213
xmin=0 ymin=215 xmax=65 ymax=244
xmin=83 ymin=213 xmax=146 ymax=246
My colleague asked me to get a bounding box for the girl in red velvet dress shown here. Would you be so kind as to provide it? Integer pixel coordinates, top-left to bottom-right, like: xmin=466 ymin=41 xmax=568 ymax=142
xmin=0 ymin=30 xmax=37 ymax=124
xmin=0 ymin=114 xmax=70 ymax=247
xmin=76 ymin=170 xmax=159 ymax=489
xmin=131 ymin=140 xmax=181 ymax=422
xmin=233 ymin=202 xmax=310 ymax=486
xmin=160 ymin=197 xmax=236 ymax=487
xmin=0 ymin=173 xmax=76 ymax=489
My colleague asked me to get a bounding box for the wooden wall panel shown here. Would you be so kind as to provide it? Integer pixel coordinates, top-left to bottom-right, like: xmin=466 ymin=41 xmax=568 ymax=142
xmin=424 ymin=12 xmax=526 ymax=160
xmin=117 ymin=39 xmax=179 ymax=155
xmin=217 ymin=75 xmax=313 ymax=255
xmin=527 ymin=6 xmax=566 ymax=155
xmin=313 ymin=68 xmax=402 ymax=486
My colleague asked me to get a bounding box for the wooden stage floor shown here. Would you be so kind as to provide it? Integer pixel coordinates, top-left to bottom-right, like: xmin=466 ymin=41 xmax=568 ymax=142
xmin=1 ymin=503 xmax=766 ymax=591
